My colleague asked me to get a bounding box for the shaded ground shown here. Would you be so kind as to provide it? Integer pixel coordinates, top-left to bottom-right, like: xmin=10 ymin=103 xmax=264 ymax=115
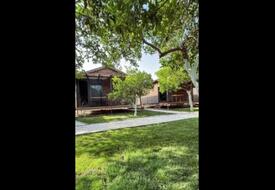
xmin=76 ymin=118 xmax=198 ymax=190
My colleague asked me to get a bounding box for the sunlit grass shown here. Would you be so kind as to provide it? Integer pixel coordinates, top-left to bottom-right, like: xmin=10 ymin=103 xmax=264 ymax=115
xmin=76 ymin=118 xmax=198 ymax=190
xmin=76 ymin=110 xmax=170 ymax=124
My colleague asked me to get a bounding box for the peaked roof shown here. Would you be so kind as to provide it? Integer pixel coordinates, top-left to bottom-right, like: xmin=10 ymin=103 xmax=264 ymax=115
xmin=86 ymin=66 xmax=125 ymax=75
xmin=85 ymin=66 xmax=126 ymax=78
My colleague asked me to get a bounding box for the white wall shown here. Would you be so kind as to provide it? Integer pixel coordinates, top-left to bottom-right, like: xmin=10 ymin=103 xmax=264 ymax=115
xmin=193 ymin=88 xmax=199 ymax=102
xmin=137 ymin=96 xmax=159 ymax=105
xmin=136 ymin=83 xmax=159 ymax=105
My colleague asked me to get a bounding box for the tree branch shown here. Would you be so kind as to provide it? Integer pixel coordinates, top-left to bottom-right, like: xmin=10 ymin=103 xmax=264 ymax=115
xmin=142 ymin=38 xmax=162 ymax=55
xmin=155 ymin=0 xmax=169 ymax=13
xmin=142 ymin=38 xmax=183 ymax=58
xmin=160 ymin=47 xmax=183 ymax=58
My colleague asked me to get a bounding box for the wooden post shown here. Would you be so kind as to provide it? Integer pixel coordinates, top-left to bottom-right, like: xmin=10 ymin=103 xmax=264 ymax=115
xmin=87 ymin=77 xmax=90 ymax=106
xmin=109 ymin=76 xmax=112 ymax=114
xmin=110 ymin=75 xmax=112 ymax=91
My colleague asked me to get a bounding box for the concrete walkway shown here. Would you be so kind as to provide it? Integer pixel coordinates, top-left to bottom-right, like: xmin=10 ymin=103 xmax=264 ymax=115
xmin=75 ymin=120 xmax=86 ymax=126
xmin=144 ymin=108 xmax=188 ymax=114
xmin=76 ymin=109 xmax=198 ymax=135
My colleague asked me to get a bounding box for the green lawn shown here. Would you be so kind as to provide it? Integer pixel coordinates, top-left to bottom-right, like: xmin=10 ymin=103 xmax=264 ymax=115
xmin=170 ymin=107 xmax=199 ymax=112
xmin=76 ymin=118 xmax=198 ymax=190
xmin=76 ymin=110 xmax=170 ymax=124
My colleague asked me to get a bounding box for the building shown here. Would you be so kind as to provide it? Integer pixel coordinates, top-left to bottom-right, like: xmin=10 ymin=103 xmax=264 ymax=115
xmin=75 ymin=66 xmax=126 ymax=107
xmin=76 ymin=66 xmax=199 ymax=108
xmin=137 ymin=80 xmax=199 ymax=106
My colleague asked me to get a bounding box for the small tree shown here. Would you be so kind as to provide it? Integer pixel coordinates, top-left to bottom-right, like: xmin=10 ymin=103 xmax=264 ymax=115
xmin=128 ymin=69 xmax=153 ymax=109
xmin=108 ymin=70 xmax=153 ymax=116
xmin=156 ymin=66 xmax=194 ymax=111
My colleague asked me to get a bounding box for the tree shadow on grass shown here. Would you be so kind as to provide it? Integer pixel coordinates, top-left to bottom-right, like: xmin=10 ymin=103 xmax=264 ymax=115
xmin=76 ymin=146 xmax=198 ymax=190
xmin=76 ymin=119 xmax=198 ymax=190
xmin=76 ymin=119 xmax=198 ymax=158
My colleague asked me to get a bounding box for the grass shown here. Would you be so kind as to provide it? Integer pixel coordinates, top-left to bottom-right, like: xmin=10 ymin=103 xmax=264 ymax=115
xmin=76 ymin=110 xmax=170 ymax=124
xmin=76 ymin=118 xmax=198 ymax=190
xmin=170 ymin=107 xmax=199 ymax=112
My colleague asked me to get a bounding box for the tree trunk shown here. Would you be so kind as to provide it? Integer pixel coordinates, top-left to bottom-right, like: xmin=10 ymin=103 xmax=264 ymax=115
xmin=186 ymin=90 xmax=193 ymax=111
xmin=75 ymin=82 xmax=77 ymax=109
xmin=134 ymin=104 xmax=137 ymax=117
xmin=166 ymin=91 xmax=169 ymax=110
xmin=184 ymin=58 xmax=199 ymax=95
xmin=134 ymin=103 xmax=137 ymax=116
xmin=194 ymin=82 xmax=199 ymax=95
xmin=139 ymin=96 xmax=143 ymax=109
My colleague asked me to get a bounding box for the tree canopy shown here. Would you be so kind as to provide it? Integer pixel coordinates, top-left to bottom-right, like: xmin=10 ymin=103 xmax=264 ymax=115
xmin=156 ymin=66 xmax=190 ymax=93
xmin=159 ymin=53 xmax=199 ymax=91
xmin=156 ymin=65 xmax=194 ymax=110
xmin=108 ymin=69 xmax=153 ymax=115
xmin=76 ymin=0 xmax=198 ymax=69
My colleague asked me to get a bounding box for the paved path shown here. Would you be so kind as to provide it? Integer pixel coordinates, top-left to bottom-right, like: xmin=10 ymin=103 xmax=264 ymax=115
xmin=75 ymin=120 xmax=86 ymax=126
xmin=76 ymin=109 xmax=198 ymax=135
xmin=144 ymin=108 xmax=187 ymax=114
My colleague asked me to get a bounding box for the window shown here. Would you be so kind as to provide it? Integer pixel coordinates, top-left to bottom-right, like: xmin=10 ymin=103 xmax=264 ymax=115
xmin=90 ymin=85 xmax=103 ymax=97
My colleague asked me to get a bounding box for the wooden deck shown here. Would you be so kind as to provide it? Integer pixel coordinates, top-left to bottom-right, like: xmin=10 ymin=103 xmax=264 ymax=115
xmin=76 ymin=105 xmax=130 ymax=110
xmin=75 ymin=102 xmax=199 ymax=116
xmin=155 ymin=101 xmax=199 ymax=108
xmin=75 ymin=105 xmax=131 ymax=116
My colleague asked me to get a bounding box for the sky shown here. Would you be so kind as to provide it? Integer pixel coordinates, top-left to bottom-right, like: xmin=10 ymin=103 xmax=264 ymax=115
xmin=82 ymin=52 xmax=161 ymax=80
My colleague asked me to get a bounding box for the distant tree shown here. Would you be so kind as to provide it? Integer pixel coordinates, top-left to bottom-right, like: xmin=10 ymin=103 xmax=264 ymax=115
xmin=75 ymin=69 xmax=86 ymax=79
xmin=160 ymin=53 xmax=199 ymax=94
xmin=108 ymin=69 xmax=153 ymax=116
xmin=156 ymin=66 xmax=194 ymax=111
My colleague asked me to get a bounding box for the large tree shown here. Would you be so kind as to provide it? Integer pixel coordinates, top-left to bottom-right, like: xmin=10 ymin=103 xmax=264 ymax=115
xmin=76 ymin=0 xmax=199 ymax=88
xmin=108 ymin=69 xmax=153 ymax=116
xmin=156 ymin=66 xmax=194 ymax=111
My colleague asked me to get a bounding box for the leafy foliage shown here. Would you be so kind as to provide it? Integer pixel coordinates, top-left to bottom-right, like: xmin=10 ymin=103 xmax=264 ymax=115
xmin=76 ymin=0 xmax=198 ymax=69
xmin=160 ymin=53 xmax=199 ymax=92
xmin=75 ymin=69 xmax=86 ymax=79
xmin=156 ymin=66 xmax=190 ymax=93
xmin=108 ymin=69 xmax=153 ymax=105
xmin=108 ymin=76 xmax=135 ymax=105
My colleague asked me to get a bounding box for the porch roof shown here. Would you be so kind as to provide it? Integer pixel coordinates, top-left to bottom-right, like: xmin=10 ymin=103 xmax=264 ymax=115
xmin=85 ymin=66 xmax=125 ymax=77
